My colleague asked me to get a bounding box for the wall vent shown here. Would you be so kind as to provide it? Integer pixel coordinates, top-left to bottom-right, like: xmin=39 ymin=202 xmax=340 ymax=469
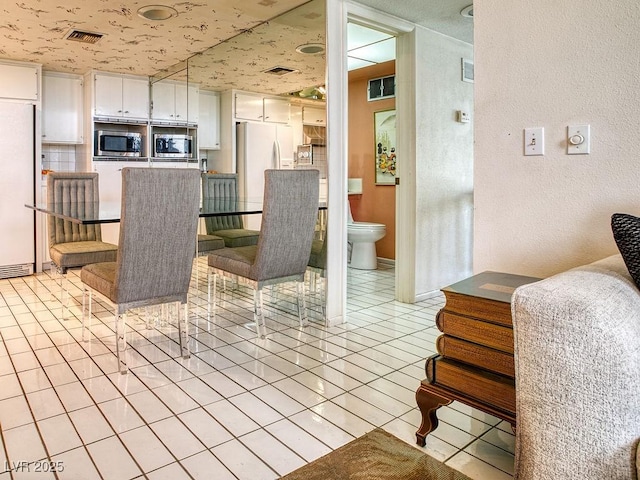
xmin=263 ymin=66 xmax=298 ymax=76
xmin=64 ymin=29 xmax=104 ymax=44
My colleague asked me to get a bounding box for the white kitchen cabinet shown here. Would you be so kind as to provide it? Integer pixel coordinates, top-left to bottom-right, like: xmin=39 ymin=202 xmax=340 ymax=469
xmin=151 ymin=80 xmax=199 ymax=123
xmin=0 ymin=62 xmax=39 ymax=100
xmin=235 ymin=92 xmax=290 ymax=124
xmin=263 ymin=97 xmax=290 ymax=123
xmin=234 ymin=92 xmax=264 ymax=121
xmin=94 ymin=73 xmax=149 ymax=119
xmin=198 ymin=90 xmax=220 ymax=149
xmin=42 ymin=72 xmax=83 ymax=143
xmin=302 ymin=106 xmax=326 ymax=125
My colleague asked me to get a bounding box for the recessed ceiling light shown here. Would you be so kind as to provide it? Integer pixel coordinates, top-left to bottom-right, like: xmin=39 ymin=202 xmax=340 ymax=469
xmin=137 ymin=5 xmax=178 ymax=21
xmin=460 ymin=5 xmax=473 ymax=18
xmin=296 ymin=43 xmax=325 ymax=55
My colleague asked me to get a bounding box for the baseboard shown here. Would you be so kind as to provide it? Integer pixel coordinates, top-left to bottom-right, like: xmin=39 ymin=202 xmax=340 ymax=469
xmin=414 ymin=289 xmax=441 ymax=303
xmin=377 ymin=257 xmax=395 ymax=266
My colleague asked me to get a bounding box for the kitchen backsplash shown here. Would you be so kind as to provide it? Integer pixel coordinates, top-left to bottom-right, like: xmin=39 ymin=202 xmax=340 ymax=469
xmin=41 ymin=144 xmax=77 ymax=173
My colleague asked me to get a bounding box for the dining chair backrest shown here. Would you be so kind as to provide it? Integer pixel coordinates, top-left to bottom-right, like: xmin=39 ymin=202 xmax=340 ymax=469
xmin=250 ymin=169 xmax=319 ymax=281
xmin=47 ymin=172 xmax=103 ymax=247
xmin=113 ymin=167 xmax=200 ymax=307
xmin=202 ymin=173 xmax=243 ymax=232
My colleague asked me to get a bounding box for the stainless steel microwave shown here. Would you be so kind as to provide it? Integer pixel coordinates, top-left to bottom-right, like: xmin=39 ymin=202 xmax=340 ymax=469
xmin=95 ymin=131 xmax=142 ymax=157
xmin=153 ymin=134 xmax=194 ymax=158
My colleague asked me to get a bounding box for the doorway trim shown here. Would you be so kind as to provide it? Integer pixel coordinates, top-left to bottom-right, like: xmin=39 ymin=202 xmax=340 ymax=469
xmin=325 ymin=0 xmax=416 ymax=324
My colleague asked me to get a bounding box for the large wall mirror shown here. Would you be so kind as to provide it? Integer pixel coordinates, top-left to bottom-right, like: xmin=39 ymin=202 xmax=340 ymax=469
xmin=147 ymin=0 xmax=328 ymax=319
xmin=148 ymin=0 xmax=326 ymax=173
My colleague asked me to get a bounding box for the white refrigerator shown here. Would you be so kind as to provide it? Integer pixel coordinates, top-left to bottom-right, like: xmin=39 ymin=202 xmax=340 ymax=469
xmin=236 ymin=121 xmax=294 ymax=230
xmin=0 ymin=102 xmax=35 ymax=278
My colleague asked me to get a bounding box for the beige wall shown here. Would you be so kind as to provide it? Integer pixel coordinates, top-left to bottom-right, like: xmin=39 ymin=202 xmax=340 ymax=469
xmin=348 ymin=61 xmax=396 ymax=260
xmin=473 ymin=0 xmax=640 ymax=278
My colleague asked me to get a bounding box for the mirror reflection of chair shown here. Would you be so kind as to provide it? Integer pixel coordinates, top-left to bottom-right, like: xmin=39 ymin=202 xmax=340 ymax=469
xmin=47 ymin=172 xmax=118 ymax=318
xmin=307 ymin=229 xmax=327 ymax=319
xmin=207 ymin=169 xmax=319 ymax=338
xmin=202 ymin=173 xmax=260 ymax=247
xmin=80 ymin=168 xmax=200 ymax=374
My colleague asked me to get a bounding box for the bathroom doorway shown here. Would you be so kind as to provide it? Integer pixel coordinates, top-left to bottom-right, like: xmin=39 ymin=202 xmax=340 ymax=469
xmin=345 ymin=21 xmax=398 ymax=301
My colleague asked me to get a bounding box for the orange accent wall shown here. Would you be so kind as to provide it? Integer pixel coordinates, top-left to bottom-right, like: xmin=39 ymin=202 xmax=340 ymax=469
xmin=348 ymin=61 xmax=396 ymax=260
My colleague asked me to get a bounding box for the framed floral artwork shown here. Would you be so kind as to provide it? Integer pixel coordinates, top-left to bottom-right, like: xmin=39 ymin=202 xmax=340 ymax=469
xmin=374 ymin=109 xmax=397 ymax=185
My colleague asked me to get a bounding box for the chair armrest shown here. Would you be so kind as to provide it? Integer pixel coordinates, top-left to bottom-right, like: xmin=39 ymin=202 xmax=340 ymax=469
xmin=511 ymin=255 xmax=640 ymax=480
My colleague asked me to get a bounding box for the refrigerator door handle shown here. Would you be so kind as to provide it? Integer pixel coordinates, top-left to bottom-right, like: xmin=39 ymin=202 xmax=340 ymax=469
xmin=273 ymin=140 xmax=281 ymax=169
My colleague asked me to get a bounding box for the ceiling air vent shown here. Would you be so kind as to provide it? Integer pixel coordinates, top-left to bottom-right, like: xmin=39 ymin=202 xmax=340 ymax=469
xmin=263 ymin=66 xmax=298 ymax=76
xmin=64 ymin=29 xmax=104 ymax=44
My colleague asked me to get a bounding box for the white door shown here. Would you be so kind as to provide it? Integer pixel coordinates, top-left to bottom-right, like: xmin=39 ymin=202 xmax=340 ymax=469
xmin=0 ymin=102 xmax=34 ymax=269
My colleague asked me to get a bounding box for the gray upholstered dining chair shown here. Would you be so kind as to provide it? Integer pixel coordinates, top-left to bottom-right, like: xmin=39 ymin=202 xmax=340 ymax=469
xmin=47 ymin=172 xmax=118 ymax=317
xmin=80 ymin=167 xmax=200 ymax=374
xmin=202 ymin=173 xmax=260 ymax=247
xmin=207 ymin=169 xmax=319 ymax=338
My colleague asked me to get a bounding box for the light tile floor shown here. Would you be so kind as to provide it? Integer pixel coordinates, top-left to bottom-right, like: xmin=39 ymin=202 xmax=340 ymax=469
xmin=0 ymin=260 xmax=515 ymax=479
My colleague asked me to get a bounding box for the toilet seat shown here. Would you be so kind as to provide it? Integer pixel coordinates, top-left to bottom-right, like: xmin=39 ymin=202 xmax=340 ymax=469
xmin=349 ymin=222 xmax=385 ymax=230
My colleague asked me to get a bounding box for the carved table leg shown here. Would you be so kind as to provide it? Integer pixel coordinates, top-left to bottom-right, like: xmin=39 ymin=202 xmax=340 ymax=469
xmin=415 ymin=385 xmax=452 ymax=446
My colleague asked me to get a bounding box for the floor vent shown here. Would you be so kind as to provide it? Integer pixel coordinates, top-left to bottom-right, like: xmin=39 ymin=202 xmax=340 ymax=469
xmin=64 ymin=29 xmax=104 ymax=44
xmin=0 ymin=264 xmax=33 ymax=280
xmin=263 ymin=66 xmax=298 ymax=76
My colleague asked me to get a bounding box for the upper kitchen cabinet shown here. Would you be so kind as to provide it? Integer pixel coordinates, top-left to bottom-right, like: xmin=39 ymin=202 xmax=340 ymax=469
xmin=198 ymin=90 xmax=220 ymax=149
xmin=264 ymin=97 xmax=290 ymax=124
xmin=234 ymin=92 xmax=290 ymax=124
xmin=302 ymin=106 xmax=326 ymax=126
xmin=151 ymin=80 xmax=199 ymax=124
xmin=42 ymin=72 xmax=83 ymax=144
xmin=0 ymin=61 xmax=39 ymax=101
xmin=93 ymin=72 xmax=149 ymax=120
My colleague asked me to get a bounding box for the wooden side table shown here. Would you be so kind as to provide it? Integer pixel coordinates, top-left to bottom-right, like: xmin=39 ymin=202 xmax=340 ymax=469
xmin=415 ymin=271 xmax=541 ymax=446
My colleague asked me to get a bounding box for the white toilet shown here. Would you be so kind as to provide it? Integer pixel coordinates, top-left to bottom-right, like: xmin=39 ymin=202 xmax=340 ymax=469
xmin=347 ymin=202 xmax=387 ymax=270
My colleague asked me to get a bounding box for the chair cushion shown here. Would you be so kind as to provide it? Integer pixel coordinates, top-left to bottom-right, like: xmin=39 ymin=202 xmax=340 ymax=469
xmin=611 ymin=213 xmax=640 ymax=289
xmin=80 ymin=262 xmax=117 ymax=302
xmin=50 ymin=241 xmax=117 ymax=270
xmin=208 ymin=246 xmax=257 ymax=279
xmin=213 ymin=229 xmax=260 ymax=248
xmin=308 ymin=239 xmax=326 ymax=269
xmin=197 ymin=234 xmax=225 ymax=254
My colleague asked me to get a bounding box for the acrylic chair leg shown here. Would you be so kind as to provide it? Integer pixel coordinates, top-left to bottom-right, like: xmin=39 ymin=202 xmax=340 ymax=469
xmin=254 ymin=288 xmax=266 ymax=339
xmin=207 ymin=268 xmax=212 ymax=322
xmin=213 ymin=273 xmax=218 ymax=320
xmin=59 ymin=269 xmax=68 ymax=321
xmin=115 ymin=312 xmax=127 ymax=374
xmin=321 ymin=275 xmax=326 ymax=318
xmin=179 ymin=302 xmax=190 ymax=359
xmin=81 ymin=288 xmax=92 ymax=342
xmin=297 ymin=281 xmax=309 ymax=328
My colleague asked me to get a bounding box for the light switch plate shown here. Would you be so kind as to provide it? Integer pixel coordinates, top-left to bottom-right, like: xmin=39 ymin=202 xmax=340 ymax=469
xmin=524 ymin=127 xmax=544 ymax=156
xmin=567 ymin=124 xmax=590 ymax=154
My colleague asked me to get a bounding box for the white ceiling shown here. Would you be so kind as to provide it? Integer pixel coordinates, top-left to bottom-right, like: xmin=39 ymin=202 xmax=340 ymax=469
xmin=0 ymin=0 xmax=472 ymax=94
xmin=347 ymin=23 xmax=395 ymax=71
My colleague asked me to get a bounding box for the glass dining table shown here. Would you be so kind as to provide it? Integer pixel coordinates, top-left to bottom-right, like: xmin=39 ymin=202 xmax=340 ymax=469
xmin=25 ymin=198 xmax=308 ymax=224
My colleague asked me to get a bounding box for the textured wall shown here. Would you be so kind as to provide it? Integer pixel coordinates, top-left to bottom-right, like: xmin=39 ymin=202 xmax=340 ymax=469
xmin=348 ymin=61 xmax=396 ymax=260
xmin=473 ymin=0 xmax=640 ymax=277
xmin=413 ymin=27 xmax=474 ymax=293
